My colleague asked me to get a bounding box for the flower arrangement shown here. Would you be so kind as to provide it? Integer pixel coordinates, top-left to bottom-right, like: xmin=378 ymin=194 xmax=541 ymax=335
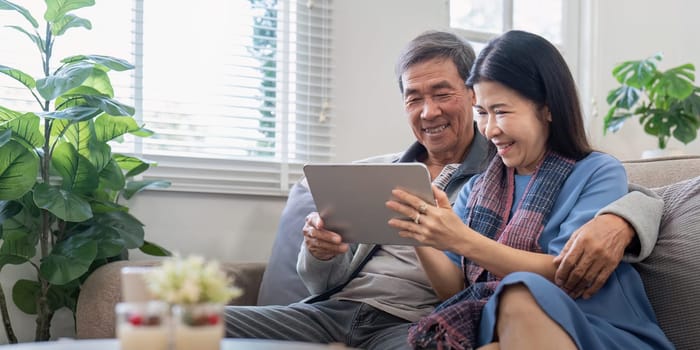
xmin=146 ymin=255 xmax=242 ymax=305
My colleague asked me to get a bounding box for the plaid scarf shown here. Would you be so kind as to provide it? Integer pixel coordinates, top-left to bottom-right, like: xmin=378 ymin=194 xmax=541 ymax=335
xmin=408 ymin=151 xmax=575 ymax=349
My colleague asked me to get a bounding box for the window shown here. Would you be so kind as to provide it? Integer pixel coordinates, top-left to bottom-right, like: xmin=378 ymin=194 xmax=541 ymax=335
xmin=0 ymin=0 xmax=333 ymax=196
xmin=449 ymin=0 xmax=581 ymax=81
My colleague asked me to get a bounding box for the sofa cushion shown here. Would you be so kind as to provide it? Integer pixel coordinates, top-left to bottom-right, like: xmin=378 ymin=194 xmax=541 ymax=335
xmin=256 ymin=180 xmax=314 ymax=305
xmin=635 ymin=176 xmax=700 ymax=350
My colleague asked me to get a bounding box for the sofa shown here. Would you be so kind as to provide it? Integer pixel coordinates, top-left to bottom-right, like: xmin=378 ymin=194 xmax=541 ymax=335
xmin=76 ymin=155 xmax=700 ymax=349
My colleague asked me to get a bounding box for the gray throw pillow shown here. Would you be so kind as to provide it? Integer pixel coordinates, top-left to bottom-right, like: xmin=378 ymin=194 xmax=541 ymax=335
xmin=256 ymin=180 xmax=314 ymax=305
xmin=635 ymin=176 xmax=700 ymax=350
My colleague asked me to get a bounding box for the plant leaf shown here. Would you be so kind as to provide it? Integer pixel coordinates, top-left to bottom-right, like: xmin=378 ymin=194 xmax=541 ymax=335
xmin=44 ymin=0 xmax=95 ymax=22
xmin=92 ymin=211 xmax=144 ymax=249
xmin=51 ymin=142 xmax=99 ymax=194
xmin=51 ymin=13 xmax=91 ymax=36
xmin=36 ymin=62 xmax=93 ymax=100
xmin=657 ymin=69 xmax=695 ymax=100
xmin=32 ymin=183 xmax=92 ymax=222
xmin=81 ymin=95 xmax=134 ymax=116
xmin=123 ymin=180 xmax=171 ymax=200
xmin=39 ymin=235 xmax=98 ymax=285
xmin=0 ymin=200 xmax=22 ymax=225
xmin=70 ymin=226 xmax=125 ymax=260
xmin=95 ymin=114 xmax=141 ymax=142
xmin=612 ymin=56 xmax=659 ymax=88
xmin=40 ymin=106 xmax=101 ymax=121
xmin=114 ymin=154 xmax=154 ymax=177
xmin=672 ymin=114 xmax=699 ymax=144
xmin=0 ymin=64 xmax=36 ymax=89
xmin=0 ymin=140 xmax=39 ymax=200
xmin=0 ymin=0 xmax=39 ymax=27
xmin=2 ymin=112 xmax=44 ymax=147
xmin=98 ymin=159 xmax=125 ymax=191
xmin=0 ymin=233 xmax=36 ymax=263
xmin=12 ymin=279 xmax=40 ymax=314
xmin=0 ymin=129 xmax=10 ymax=147
xmin=139 ymin=240 xmax=172 ymax=257
xmin=62 ymin=54 xmax=134 ymax=72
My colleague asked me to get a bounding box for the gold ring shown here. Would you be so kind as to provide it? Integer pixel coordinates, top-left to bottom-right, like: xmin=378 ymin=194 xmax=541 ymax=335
xmin=418 ymin=203 xmax=428 ymax=214
xmin=414 ymin=213 xmax=421 ymax=224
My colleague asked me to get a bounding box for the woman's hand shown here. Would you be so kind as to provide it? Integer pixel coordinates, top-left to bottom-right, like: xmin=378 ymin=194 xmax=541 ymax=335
xmin=386 ymin=185 xmax=470 ymax=251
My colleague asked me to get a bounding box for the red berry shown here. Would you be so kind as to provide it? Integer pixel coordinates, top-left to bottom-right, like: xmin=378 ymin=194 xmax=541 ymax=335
xmin=207 ymin=314 xmax=219 ymax=325
xmin=128 ymin=314 xmax=143 ymax=326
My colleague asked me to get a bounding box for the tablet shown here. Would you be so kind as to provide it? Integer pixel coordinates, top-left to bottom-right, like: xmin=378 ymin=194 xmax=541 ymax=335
xmin=303 ymin=163 xmax=435 ymax=245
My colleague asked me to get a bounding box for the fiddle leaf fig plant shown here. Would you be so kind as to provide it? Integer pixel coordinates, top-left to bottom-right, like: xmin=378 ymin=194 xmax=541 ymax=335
xmin=604 ymin=53 xmax=700 ymax=149
xmin=0 ymin=0 xmax=171 ymax=342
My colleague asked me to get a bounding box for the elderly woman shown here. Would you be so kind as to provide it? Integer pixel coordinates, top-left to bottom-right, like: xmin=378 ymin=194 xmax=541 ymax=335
xmin=387 ymin=30 xmax=672 ymax=350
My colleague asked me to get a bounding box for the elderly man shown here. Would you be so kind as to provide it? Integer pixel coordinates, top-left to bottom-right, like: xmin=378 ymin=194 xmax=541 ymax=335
xmin=224 ymin=30 xmax=661 ymax=350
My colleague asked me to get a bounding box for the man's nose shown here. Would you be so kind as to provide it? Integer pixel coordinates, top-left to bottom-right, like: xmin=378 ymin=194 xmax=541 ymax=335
xmin=420 ymin=98 xmax=440 ymax=119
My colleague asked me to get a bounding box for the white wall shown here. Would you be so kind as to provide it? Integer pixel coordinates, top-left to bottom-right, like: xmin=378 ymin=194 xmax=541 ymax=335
xmin=586 ymin=0 xmax=700 ymax=160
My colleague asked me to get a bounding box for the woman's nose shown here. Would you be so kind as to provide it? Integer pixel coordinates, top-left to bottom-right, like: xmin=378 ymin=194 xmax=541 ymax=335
xmin=482 ymin=114 xmax=500 ymax=139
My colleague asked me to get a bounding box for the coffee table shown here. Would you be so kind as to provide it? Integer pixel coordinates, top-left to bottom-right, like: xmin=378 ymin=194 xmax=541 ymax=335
xmin=1 ymin=338 xmax=353 ymax=349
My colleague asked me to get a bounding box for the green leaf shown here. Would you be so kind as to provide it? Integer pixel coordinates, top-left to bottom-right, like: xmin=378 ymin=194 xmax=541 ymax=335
xmin=44 ymin=0 xmax=95 ymax=22
xmin=36 ymin=62 xmax=93 ymax=100
xmin=70 ymin=226 xmax=125 ymax=260
xmin=612 ymin=56 xmax=659 ymax=88
xmin=32 ymin=183 xmax=92 ymax=222
xmin=3 ymin=112 xmax=44 ymax=147
xmin=51 ymin=13 xmax=91 ymax=36
xmin=82 ymin=95 xmax=134 ymax=116
xmin=92 ymin=211 xmax=144 ymax=249
xmin=98 ymin=159 xmax=125 ymax=191
xmin=0 ymin=64 xmax=36 ymax=90
xmin=114 ymin=154 xmax=154 ymax=177
xmin=673 ymin=114 xmax=699 ymax=144
xmin=656 ymin=69 xmax=695 ymax=100
xmin=40 ymin=236 xmax=97 ymax=285
xmin=0 ymin=0 xmax=39 ymax=27
xmin=0 ymin=129 xmax=10 ymax=147
xmin=607 ymin=85 xmax=640 ymax=110
xmin=47 ymin=282 xmax=80 ymax=312
xmin=51 ymin=142 xmax=99 ymax=194
xmin=139 ymin=240 xmax=172 ymax=257
xmin=95 ymin=114 xmax=141 ymax=142
xmin=12 ymin=279 xmax=40 ymax=314
xmin=123 ymin=180 xmax=171 ymax=200
xmin=41 ymin=106 xmax=101 ymax=121
xmin=62 ymin=55 xmax=134 ymax=72
xmin=0 ymin=200 xmax=22 ymax=224
xmin=0 ymin=140 xmax=39 ymax=200
xmin=0 ymin=234 xmax=36 ymax=263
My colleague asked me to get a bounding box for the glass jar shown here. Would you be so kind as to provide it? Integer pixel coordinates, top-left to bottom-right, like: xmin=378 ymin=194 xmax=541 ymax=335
xmin=116 ymin=301 xmax=170 ymax=350
xmin=172 ymin=303 xmax=224 ymax=350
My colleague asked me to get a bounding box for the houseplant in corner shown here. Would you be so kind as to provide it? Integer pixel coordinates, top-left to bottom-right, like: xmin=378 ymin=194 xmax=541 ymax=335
xmin=604 ymin=53 xmax=700 ymax=157
xmin=0 ymin=0 xmax=170 ymax=342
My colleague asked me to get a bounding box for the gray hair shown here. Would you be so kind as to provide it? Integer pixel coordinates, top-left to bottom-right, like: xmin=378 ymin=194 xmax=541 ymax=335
xmin=395 ymin=30 xmax=476 ymax=93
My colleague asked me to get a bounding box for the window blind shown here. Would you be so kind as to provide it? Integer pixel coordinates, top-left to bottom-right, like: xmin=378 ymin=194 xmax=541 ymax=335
xmin=0 ymin=0 xmax=334 ymax=196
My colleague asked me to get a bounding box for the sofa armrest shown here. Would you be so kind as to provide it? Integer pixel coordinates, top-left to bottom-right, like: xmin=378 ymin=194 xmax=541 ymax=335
xmin=75 ymin=260 xmax=266 ymax=339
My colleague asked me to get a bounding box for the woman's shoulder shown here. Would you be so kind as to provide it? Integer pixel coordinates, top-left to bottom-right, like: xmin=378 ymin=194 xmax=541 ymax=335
xmin=573 ymin=151 xmax=624 ymax=173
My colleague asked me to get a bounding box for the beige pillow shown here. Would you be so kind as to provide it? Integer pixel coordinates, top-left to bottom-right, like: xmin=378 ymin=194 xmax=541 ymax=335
xmin=635 ymin=176 xmax=700 ymax=350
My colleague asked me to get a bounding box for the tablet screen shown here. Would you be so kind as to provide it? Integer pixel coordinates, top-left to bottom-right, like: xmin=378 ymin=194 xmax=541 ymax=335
xmin=303 ymin=163 xmax=434 ymax=245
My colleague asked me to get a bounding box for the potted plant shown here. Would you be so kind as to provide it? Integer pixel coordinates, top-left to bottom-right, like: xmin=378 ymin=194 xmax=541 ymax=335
xmin=0 ymin=0 xmax=170 ymax=342
xmin=604 ymin=53 xmax=700 ymax=154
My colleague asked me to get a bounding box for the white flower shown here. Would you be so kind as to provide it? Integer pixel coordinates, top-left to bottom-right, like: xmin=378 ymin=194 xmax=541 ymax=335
xmin=146 ymin=254 xmax=242 ymax=304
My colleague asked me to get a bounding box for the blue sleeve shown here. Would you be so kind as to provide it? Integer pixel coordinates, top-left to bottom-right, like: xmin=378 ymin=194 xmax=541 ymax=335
xmin=545 ymin=153 xmax=628 ymax=255
xmin=444 ymin=174 xmax=481 ymax=267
